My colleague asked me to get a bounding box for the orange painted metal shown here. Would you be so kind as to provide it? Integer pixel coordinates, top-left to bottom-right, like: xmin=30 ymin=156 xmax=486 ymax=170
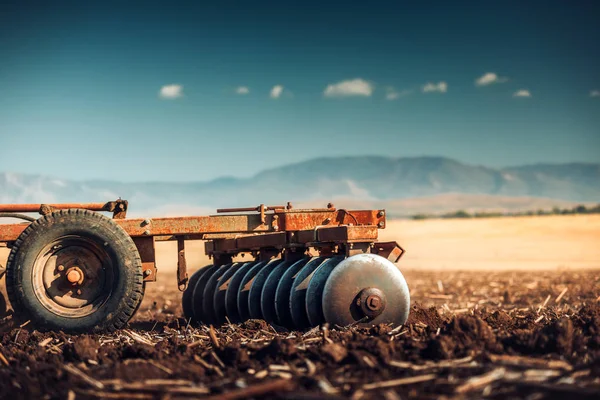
xmin=0 ymin=200 xmax=128 ymax=219
xmin=0 ymin=203 xmax=110 ymax=213
xmin=132 ymin=237 xmax=157 ymax=282
xmin=0 ymin=201 xmax=386 ymax=244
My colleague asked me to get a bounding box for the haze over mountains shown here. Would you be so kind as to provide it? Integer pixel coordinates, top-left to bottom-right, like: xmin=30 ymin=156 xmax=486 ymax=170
xmin=1 ymin=157 xmax=599 ymax=217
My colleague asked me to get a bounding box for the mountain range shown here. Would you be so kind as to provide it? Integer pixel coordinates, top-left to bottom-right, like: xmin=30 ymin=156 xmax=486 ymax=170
xmin=1 ymin=156 xmax=599 ymax=217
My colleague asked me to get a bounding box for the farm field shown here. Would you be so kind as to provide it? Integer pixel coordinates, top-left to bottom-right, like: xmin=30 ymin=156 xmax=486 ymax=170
xmin=148 ymin=214 xmax=600 ymax=272
xmin=0 ymin=214 xmax=598 ymax=399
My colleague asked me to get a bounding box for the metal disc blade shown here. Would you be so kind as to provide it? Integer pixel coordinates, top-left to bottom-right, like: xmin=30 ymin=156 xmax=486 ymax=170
xmin=224 ymin=261 xmax=257 ymax=323
xmin=236 ymin=260 xmax=270 ymax=322
xmin=248 ymin=259 xmax=284 ymax=320
xmin=182 ymin=265 xmax=213 ymax=322
xmin=191 ymin=264 xmax=219 ymax=323
xmin=259 ymin=259 xmax=297 ymax=325
xmin=275 ymin=257 xmax=313 ymax=330
xmin=305 ymin=257 xmax=344 ymax=327
xmin=213 ymin=262 xmax=245 ymax=325
xmin=289 ymin=257 xmax=327 ymax=330
xmin=322 ymin=253 xmax=410 ymax=327
xmin=202 ymin=263 xmax=236 ymax=326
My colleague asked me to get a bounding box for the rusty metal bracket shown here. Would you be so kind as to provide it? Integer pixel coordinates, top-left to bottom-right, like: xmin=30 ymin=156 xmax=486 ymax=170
xmin=103 ymin=199 xmax=128 ymax=219
xmin=39 ymin=204 xmax=56 ymax=215
xmin=132 ymin=237 xmax=157 ymax=282
xmin=372 ymin=241 xmax=405 ymax=263
xmin=177 ymin=237 xmax=188 ymax=291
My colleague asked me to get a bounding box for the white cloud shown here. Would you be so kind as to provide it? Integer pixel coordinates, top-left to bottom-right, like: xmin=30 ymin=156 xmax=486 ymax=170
xmin=385 ymin=87 xmax=412 ymax=100
xmin=513 ymin=89 xmax=532 ymax=98
xmin=323 ymin=78 xmax=374 ymax=98
xmin=236 ymin=86 xmax=250 ymax=95
xmin=422 ymin=81 xmax=447 ymax=93
xmin=475 ymin=72 xmax=508 ymax=86
xmin=159 ymin=84 xmax=183 ymax=99
xmin=270 ymin=85 xmax=284 ymax=99
xmin=590 ymin=90 xmax=600 ymax=97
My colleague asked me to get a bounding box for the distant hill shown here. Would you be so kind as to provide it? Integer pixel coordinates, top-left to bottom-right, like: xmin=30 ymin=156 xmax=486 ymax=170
xmin=1 ymin=156 xmax=598 ymax=217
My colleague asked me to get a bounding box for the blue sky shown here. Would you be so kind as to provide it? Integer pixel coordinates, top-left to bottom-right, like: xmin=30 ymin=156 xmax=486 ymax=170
xmin=1 ymin=0 xmax=599 ymax=182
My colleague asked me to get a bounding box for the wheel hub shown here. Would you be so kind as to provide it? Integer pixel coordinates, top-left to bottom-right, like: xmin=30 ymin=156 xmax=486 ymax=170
xmin=33 ymin=236 xmax=113 ymax=318
xmin=66 ymin=266 xmax=84 ymax=285
xmin=357 ymin=288 xmax=386 ymax=318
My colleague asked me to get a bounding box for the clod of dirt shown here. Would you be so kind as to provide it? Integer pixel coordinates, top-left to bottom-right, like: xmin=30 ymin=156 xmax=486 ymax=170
xmin=422 ymin=335 xmax=455 ymax=360
xmin=369 ymin=323 xmax=392 ymax=335
xmin=406 ymin=305 xmax=445 ymax=330
xmin=321 ymin=343 xmax=348 ymax=363
xmin=121 ymin=343 xmax=156 ymax=359
xmin=11 ymin=328 xmax=30 ymax=345
xmin=424 ymin=315 xmax=501 ymax=359
xmin=534 ymin=317 xmax=574 ymax=356
xmin=217 ymin=342 xmax=250 ymax=367
xmin=486 ymin=310 xmax=513 ymax=330
xmin=574 ymin=304 xmax=600 ymax=337
xmin=114 ymin=359 xmax=171 ymax=382
xmin=254 ymin=338 xmax=296 ymax=360
xmin=63 ymin=335 xmax=99 ymax=361
xmin=240 ymin=319 xmax=270 ymax=331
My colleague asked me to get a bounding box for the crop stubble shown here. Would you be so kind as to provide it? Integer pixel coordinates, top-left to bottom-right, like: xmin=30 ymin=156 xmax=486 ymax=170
xmin=0 ymin=215 xmax=598 ymax=399
xmin=0 ymin=268 xmax=598 ymax=399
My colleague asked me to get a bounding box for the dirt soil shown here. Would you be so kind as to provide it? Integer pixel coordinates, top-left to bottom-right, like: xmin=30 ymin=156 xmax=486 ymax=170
xmin=0 ymin=269 xmax=599 ymax=399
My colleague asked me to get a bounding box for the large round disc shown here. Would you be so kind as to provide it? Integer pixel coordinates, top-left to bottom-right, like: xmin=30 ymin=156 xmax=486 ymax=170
xmin=182 ymin=265 xmax=213 ymax=322
xmin=290 ymin=257 xmax=327 ymax=330
xmin=275 ymin=257 xmax=315 ymax=330
xmin=260 ymin=259 xmax=299 ymax=325
xmin=236 ymin=260 xmax=270 ymax=322
xmin=248 ymin=259 xmax=283 ymax=320
xmin=202 ymin=263 xmax=236 ymax=326
xmin=191 ymin=264 xmax=219 ymax=323
xmin=224 ymin=261 xmax=257 ymax=323
xmin=213 ymin=262 xmax=245 ymax=324
xmin=322 ymin=253 xmax=410 ymax=327
xmin=305 ymin=257 xmax=344 ymax=327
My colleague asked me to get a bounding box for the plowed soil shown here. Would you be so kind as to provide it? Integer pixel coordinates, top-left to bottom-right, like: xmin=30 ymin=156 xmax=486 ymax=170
xmin=0 ymin=268 xmax=599 ymax=399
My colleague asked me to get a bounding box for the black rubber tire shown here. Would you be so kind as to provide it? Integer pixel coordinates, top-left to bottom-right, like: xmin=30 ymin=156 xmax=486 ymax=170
xmin=6 ymin=209 xmax=145 ymax=333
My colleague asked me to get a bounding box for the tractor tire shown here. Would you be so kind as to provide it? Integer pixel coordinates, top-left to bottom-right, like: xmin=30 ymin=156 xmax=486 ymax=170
xmin=6 ymin=209 xmax=144 ymax=333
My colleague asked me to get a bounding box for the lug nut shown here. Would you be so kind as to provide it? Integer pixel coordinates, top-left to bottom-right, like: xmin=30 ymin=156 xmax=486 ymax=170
xmin=57 ymin=265 xmax=65 ymax=272
xmin=76 ymin=289 xmax=82 ymax=295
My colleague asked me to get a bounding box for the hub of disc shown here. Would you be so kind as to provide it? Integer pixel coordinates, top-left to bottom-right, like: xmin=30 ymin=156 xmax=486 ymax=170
xmin=356 ymin=287 xmax=386 ymax=319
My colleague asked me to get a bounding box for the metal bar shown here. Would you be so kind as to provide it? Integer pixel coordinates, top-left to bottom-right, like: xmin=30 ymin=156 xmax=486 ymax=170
xmin=0 ymin=202 xmax=110 ymax=213
xmin=0 ymin=209 xmax=386 ymax=243
xmin=216 ymin=205 xmax=286 ymax=213
xmin=118 ymin=214 xmax=274 ymax=237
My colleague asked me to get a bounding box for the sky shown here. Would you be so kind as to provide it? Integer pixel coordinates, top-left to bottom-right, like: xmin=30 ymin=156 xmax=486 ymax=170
xmin=1 ymin=0 xmax=599 ymax=182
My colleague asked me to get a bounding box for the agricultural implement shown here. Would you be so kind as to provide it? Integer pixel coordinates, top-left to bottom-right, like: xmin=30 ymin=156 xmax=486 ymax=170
xmin=0 ymin=200 xmax=410 ymax=332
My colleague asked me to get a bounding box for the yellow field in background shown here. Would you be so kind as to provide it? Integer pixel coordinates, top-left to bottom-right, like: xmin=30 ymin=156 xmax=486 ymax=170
xmin=1 ymin=215 xmax=598 ymax=274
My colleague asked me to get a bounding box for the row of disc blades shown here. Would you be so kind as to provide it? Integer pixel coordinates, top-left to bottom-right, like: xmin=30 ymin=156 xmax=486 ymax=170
xmin=182 ymin=253 xmax=411 ymax=330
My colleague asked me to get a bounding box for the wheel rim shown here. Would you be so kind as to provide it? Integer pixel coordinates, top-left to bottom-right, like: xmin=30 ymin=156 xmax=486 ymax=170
xmin=32 ymin=235 xmax=115 ymax=318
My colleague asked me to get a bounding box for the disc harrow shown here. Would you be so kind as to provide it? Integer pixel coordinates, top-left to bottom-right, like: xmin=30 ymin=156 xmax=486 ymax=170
xmin=183 ymin=206 xmax=410 ymax=330
xmin=0 ymin=200 xmax=409 ymax=332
